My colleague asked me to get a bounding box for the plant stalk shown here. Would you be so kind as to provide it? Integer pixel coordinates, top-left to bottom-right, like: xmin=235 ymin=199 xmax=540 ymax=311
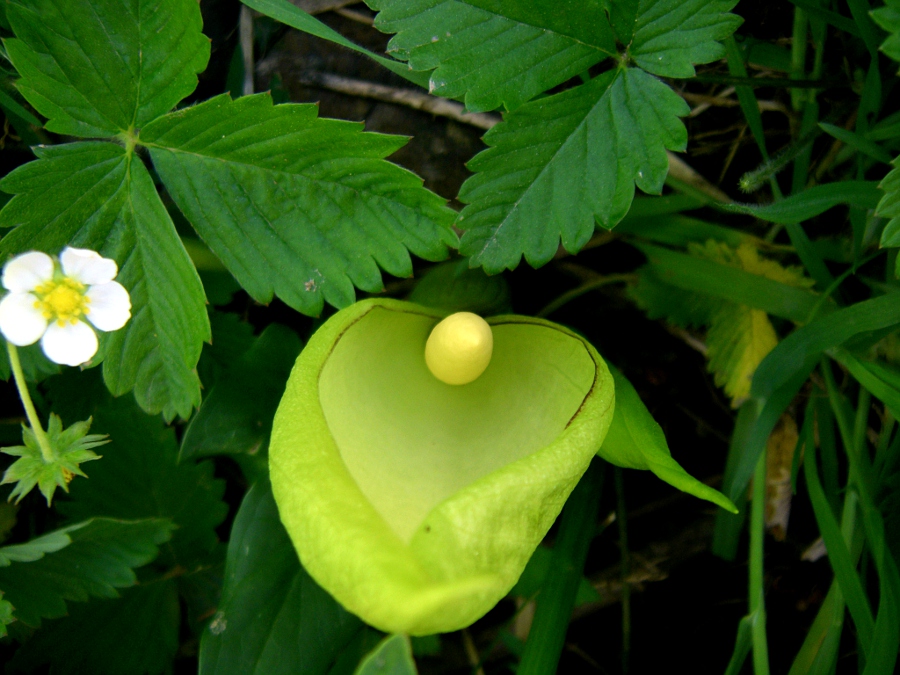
xmin=6 ymin=341 xmax=54 ymax=462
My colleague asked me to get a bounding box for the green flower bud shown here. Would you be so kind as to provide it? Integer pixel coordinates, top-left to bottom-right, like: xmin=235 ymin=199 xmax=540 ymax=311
xmin=270 ymin=298 xmax=614 ymax=635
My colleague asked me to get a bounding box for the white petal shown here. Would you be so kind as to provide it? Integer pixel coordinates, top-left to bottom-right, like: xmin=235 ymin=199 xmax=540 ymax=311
xmin=85 ymin=281 xmax=131 ymax=331
xmin=41 ymin=320 xmax=98 ymax=366
xmin=60 ymin=247 xmax=117 ymax=285
xmin=2 ymin=251 xmax=54 ymax=292
xmin=0 ymin=293 xmax=48 ymax=345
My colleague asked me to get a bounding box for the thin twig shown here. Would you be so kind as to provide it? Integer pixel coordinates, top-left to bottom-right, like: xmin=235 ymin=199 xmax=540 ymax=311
xmin=240 ymin=6 xmax=255 ymax=96
xmin=294 ymin=71 xmax=501 ymax=129
xmin=334 ymin=6 xmax=375 ymax=24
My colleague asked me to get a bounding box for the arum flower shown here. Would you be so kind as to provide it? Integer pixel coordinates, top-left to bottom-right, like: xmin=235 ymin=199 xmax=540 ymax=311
xmin=270 ymin=298 xmax=615 ymax=635
xmin=0 ymin=247 xmax=131 ymax=366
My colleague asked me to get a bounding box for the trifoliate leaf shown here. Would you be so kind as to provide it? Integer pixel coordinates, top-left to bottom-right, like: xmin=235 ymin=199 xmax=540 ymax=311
xmin=49 ymin=370 xmax=228 ymax=567
xmin=8 ymin=580 xmax=180 ymax=675
xmin=140 ymin=93 xmax=458 ymax=316
xmin=706 ymin=304 xmax=778 ymax=406
xmin=4 ymin=0 xmax=209 ymax=137
xmin=448 ymin=0 xmax=740 ymax=272
xmin=199 ymin=478 xmax=379 ymax=675
xmin=457 ymin=68 xmax=689 ymax=272
xmin=0 ymin=517 xmax=173 ymax=628
xmin=0 ymin=413 xmax=106 ymax=505
xmin=367 ymin=0 xmax=616 ymax=113
xmin=0 ymin=142 xmax=210 ymax=420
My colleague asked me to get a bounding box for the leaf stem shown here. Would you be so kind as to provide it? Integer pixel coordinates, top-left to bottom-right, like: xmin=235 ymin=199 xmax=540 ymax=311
xmin=749 ymin=450 xmax=770 ymax=675
xmin=6 ymin=342 xmax=54 ymax=462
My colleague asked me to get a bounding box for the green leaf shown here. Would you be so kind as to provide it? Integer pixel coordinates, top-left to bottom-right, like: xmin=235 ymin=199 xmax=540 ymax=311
xmin=629 ymin=265 xmax=716 ymax=328
xmin=4 ymin=0 xmax=209 ymax=137
xmin=753 ymin=293 xmax=900 ymax=403
xmin=8 ymin=580 xmax=180 ymax=675
xmin=241 ymin=0 xmax=432 ymax=89
xmin=407 ymin=259 xmax=511 ymax=315
xmin=0 ymin=342 xmax=61 ymax=384
xmin=723 ymin=181 xmax=882 ymax=224
xmin=510 ymin=544 xmax=600 ymax=606
xmin=181 ymin=324 xmax=303 ymax=460
xmin=200 ymin=478 xmax=377 ymax=675
xmin=0 ymin=517 xmax=173 ymax=628
xmin=140 ymin=93 xmax=457 ymax=316
xmin=818 ymin=122 xmax=894 ymax=165
xmin=627 ymin=0 xmax=742 ymax=78
xmin=706 ymin=304 xmax=778 ymax=406
xmin=873 ymin=0 xmax=900 ymax=62
xmin=457 ymin=69 xmax=689 ymax=272
xmin=635 ymin=242 xmax=823 ymax=323
xmin=0 ymin=143 xmax=211 ymax=420
xmin=49 ymin=372 xmax=228 ymax=567
xmin=877 ymin=156 xmax=900 ymax=263
xmin=599 ymin=365 xmax=737 ymax=512
xmin=355 ymin=634 xmax=418 ymax=675
xmin=0 ymin=592 xmax=13 ymax=638
xmin=367 ymin=0 xmax=615 ymax=113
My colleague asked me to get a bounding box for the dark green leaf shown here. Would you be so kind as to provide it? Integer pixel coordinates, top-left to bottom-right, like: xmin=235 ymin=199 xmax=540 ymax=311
xmin=0 ymin=342 xmax=61 ymax=383
xmin=617 ymin=212 xmax=756 ymax=248
xmin=753 ymin=293 xmax=900 ymax=402
xmin=873 ymin=0 xmax=900 ymax=62
xmin=355 ymin=634 xmax=417 ymax=675
xmin=0 ymin=142 xmax=211 ymax=420
xmin=49 ymin=373 xmax=228 ymax=567
xmin=9 ymin=580 xmax=180 ymax=675
xmin=600 ymin=365 xmax=737 ymax=512
xmin=5 ymin=0 xmax=209 ymax=137
xmin=181 ymin=324 xmax=302 ymax=460
xmin=368 ymin=0 xmax=615 ymax=112
xmin=832 ymin=349 xmax=900 ymax=419
xmin=407 ymin=259 xmax=511 ymax=315
xmin=802 ymin=412 xmax=876 ymax=651
xmin=510 ymin=545 xmax=600 ymax=606
xmin=197 ymin=310 xmax=257 ymax=390
xmin=818 ymin=122 xmax=894 ymax=164
xmin=628 ymin=0 xmax=741 ymax=78
xmin=876 ymin=157 xmax=900 ymax=260
xmin=635 ymin=242 xmax=823 ymax=323
xmin=629 ymin=265 xmax=717 ymax=328
xmin=0 ymin=517 xmax=173 ymax=628
xmin=200 ymin=478 xmax=375 ymax=675
xmin=722 ymin=181 xmax=881 ymax=224
xmin=141 ymin=93 xmax=457 ymax=316
xmin=458 ymin=69 xmax=689 ymax=272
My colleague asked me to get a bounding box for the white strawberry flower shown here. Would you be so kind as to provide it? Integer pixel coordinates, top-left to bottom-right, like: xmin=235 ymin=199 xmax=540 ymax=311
xmin=0 ymin=247 xmax=131 ymax=366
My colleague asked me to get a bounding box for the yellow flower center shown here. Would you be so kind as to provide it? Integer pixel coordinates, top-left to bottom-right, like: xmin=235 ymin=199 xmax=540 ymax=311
xmin=33 ymin=278 xmax=91 ymax=326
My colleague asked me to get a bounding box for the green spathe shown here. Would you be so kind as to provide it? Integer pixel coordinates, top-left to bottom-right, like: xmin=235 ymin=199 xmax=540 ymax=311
xmin=270 ymin=298 xmax=614 ymax=635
